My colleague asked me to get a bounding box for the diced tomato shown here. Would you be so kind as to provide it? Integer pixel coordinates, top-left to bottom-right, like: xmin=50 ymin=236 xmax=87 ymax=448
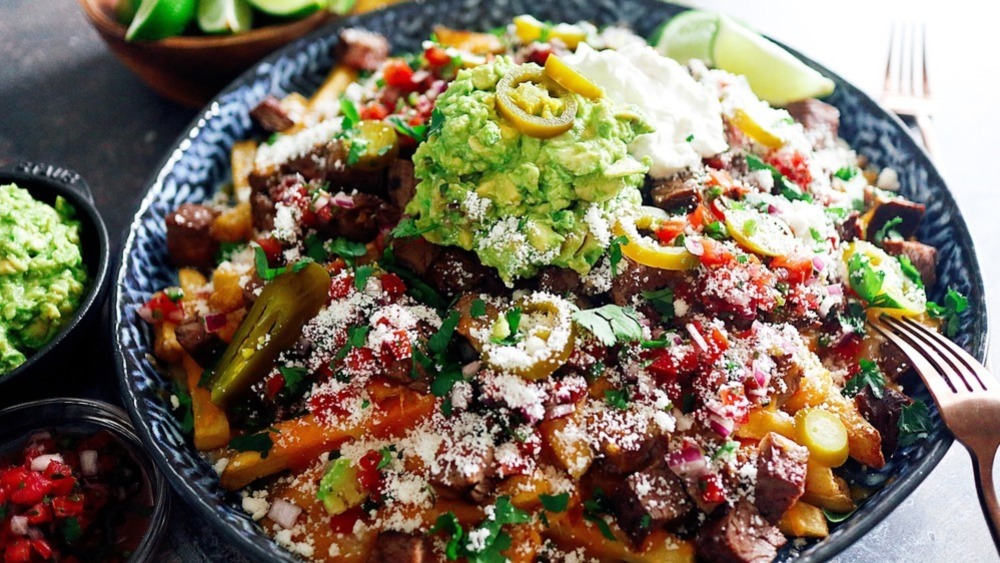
xmin=4 ymin=539 xmax=31 ymax=563
xmin=51 ymin=495 xmax=85 ymax=518
xmin=254 ymin=236 xmax=283 ymax=263
xmin=10 ymin=472 xmax=53 ymax=506
xmin=381 ymin=330 xmax=412 ymax=362
xmin=329 ymin=274 xmax=354 ymax=301
xmin=345 ymin=347 xmax=377 ymax=374
xmin=141 ymin=291 xmax=185 ymax=324
xmin=315 ymin=203 xmax=334 ymax=225
xmin=767 ymin=150 xmax=813 ymax=189
xmin=655 ymin=220 xmax=686 ymax=246
xmin=698 ymin=473 xmax=727 ymax=504
xmin=423 ymin=45 xmax=451 ymax=67
xmin=24 ymin=502 xmax=52 ymax=525
xmin=1 ymin=467 xmax=28 ymax=490
xmin=43 ymin=462 xmax=76 ymax=495
xmin=308 ymin=388 xmax=355 ymax=421
xmin=30 ymin=539 xmax=53 ymax=560
xmin=698 ymin=238 xmax=735 ymax=268
xmin=265 ymin=373 xmax=285 ymax=398
xmin=687 ymin=205 xmax=707 ymax=229
xmin=360 ymin=101 xmax=390 ymax=121
xmin=380 ymin=273 xmax=406 ymax=299
xmin=647 ymin=346 xmax=699 ymax=386
xmin=329 ymin=506 xmax=365 ymax=534
xmin=719 ymin=387 xmax=751 ymax=425
xmin=382 ymin=59 xmax=418 ymax=91
xmin=770 ymin=254 xmax=814 ymax=285
xmin=357 ymin=450 xmax=382 ymax=490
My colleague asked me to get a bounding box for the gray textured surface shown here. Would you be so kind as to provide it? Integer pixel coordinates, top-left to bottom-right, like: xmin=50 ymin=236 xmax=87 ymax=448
xmin=1 ymin=0 xmax=997 ymax=561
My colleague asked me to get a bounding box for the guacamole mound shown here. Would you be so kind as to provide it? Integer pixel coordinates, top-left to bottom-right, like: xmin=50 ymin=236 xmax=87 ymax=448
xmin=0 ymin=183 xmax=88 ymax=374
xmin=407 ymin=57 xmax=652 ymax=284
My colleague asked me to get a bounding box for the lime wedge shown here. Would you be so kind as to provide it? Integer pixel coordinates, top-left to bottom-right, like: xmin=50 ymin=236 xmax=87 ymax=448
xmin=125 ymin=0 xmax=196 ymax=41
xmin=712 ymin=15 xmax=835 ymax=106
xmin=198 ymin=0 xmax=253 ymax=34
xmin=116 ymin=0 xmax=141 ymax=26
xmin=653 ymin=9 xmax=719 ymax=65
xmin=246 ymin=0 xmax=326 ymax=18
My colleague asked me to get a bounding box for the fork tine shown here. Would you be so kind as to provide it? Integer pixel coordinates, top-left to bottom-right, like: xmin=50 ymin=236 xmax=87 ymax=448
xmin=883 ymin=22 xmax=896 ymax=95
xmin=908 ymin=22 xmax=917 ymax=97
xmin=921 ymin=22 xmax=932 ymax=98
xmin=869 ymin=320 xmax=957 ymax=397
xmin=894 ymin=316 xmax=994 ymax=392
xmin=881 ymin=316 xmax=978 ymax=393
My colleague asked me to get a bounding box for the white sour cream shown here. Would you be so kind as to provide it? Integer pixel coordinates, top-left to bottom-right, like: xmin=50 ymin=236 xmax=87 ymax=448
xmin=565 ymin=42 xmax=728 ymax=178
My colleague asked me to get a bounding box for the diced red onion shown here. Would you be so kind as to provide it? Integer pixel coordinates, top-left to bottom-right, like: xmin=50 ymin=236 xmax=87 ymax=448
xmin=30 ymin=454 xmax=63 ymax=472
xmin=411 ymin=70 xmax=431 ymax=83
xmin=684 ymin=237 xmax=705 ymax=257
xmin=27 ymin=528 xmax=43 ymax=541
xmin=812 ymin=257 xmax=826 ymax=272
xmin=545 ymin=403 xmax=576 ymax=420
xmin=10 ymin=516 xmax=28 ymax=536
xmin=313 ymin=194 xmax=330 ymax=210
xmin=80 ymin=450 xmax=99 ymax=477
xmin=686 ymin=323 xmax=709 ymax=353
xmin=767 ymin=204 xmax=780 ymax=214
xmin=332 ymin=192 xmax=355 ymax=208
xmin=709 ymin=413 xmax=735 ymax=438
xmin=204 ymin=313 xmax=227 ymax=334
xmin=826 ymin=284 xmax=843 ymax=296
xmin=267 ymin=499 xmax=302 ymax=529
xmin=667 ymin=446 xmax=708 ymax=478
xmin=461 ymin=361 xmax=481 ymax=377
xmin=753 ymin=365 xmax=769 ymax=388
xmin=428 ymin=80 xmax=448 ymax=97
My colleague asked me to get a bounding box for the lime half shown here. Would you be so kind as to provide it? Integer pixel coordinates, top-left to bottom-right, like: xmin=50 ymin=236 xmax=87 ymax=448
xmin=125 ymin=0 xmax=196 ymax=41
xmin=246 ymin=0 xmax=326 ymax=18
xmin=653 ymin=9 xmax=719 ymax=65
xmin=198 ymin=0 xmax=253 ymax=34
xmin=712 ymin=15 xmax=835 ymax=106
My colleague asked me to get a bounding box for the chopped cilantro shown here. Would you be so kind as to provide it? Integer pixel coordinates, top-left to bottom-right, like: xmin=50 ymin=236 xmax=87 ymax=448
xmin=608 ymin=235 xmax=629 ymax=276
xmin=640 ymin=513 xmax=653 ymax=529
xmin=685 ymin=133 xmax=694 ymax=142
xmin=346 ymin=137 xmax=369 ymax=166
xmin=926 ymin=287 xmax=969 ymax=337
xmin=572 ymin=305 xmax=643 ymax=347
xmin=711 ymin=440 xmax=738 ymax=461
xmin=582 ymin=487 xmax=617 ymax=542
xmin=605 ymin=389 xmax=629 ymax=411
xmin=327 ymin=237 xmax=368 ymax=265
xmin=377 ymin=445 xmax=397 ymax=470
xmin=381 ymin=246 xmax=447 ymax=310
xmin=253 ymin=244 xmax=309 ymax=282
xmin=742 ymin=218 xmax=758 ymax=236
xmin=540 ymin=492 xmax=570 ymax=513
xmin=745 ymin=153 xmax=813 ymax=202
xmin=339 ymin=96 xmax=360 ymax=130
xmin=215 ymin=241 xmax=246 ymax=265
xmin=641 ymin=287 xmax=674 ymax=319
xmin=335 ymin=325 xmax=370 ymax=362
xmin=61 ymin=517 xmax=83 ymax=544
xmin=266 ymin=132 xmax=282 ymax=146
xmin=704 ymin=220 xmax=729 ymax=240
xmin=898 ymin=400 xmax=934 ymax=447
xmin=388 ymin=115 xmax=428 ymax=143
xmin=172 ymin=381 xmax=194 ymax=434
xmin=470 ymin=298 xmax=487 ymax=318
xmin=428 ymin=107 xmax=446 ymax=137
xmin=897 ymin=255 xmax=924 ymax=288
xmin=353 ymin=264 xmax=376 ymax=290
xmin=834 ymin=166 xmax=858 ymax=181
xmin=278 ymin=366 xmax=309 ymax=396
xmin=873 ymin=216 xmax=903 ymax=244
xmin=430 ymin=497 xmax=530 ymax=562
xmin=843 ymin=359 xmax=885 ymax=399
xmin=229 ymin=431 xmax=275 ymax=458
xmin=390 ymin=216 xmax=436 ymax=239
xmin=429 ymin=311 xmax=460 ymax=355
xmin=429 ymin=364 xmax=464 ymax=398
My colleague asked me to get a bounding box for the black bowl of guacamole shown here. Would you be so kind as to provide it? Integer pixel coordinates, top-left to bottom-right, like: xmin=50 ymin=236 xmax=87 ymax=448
xmin=0 ymin=162 xmax=110 ymax=387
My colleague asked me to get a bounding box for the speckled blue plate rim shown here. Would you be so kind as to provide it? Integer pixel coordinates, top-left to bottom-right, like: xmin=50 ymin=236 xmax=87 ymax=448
xmin=112 ymin=1 xmax=990 ymax=562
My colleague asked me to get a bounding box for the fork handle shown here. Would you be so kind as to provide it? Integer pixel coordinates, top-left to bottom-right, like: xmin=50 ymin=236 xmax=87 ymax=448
xmin=967 ymin=444 xmax=1000 ymax=552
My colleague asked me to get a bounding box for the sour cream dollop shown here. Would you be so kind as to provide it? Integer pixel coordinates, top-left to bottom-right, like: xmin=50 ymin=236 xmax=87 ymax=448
xmin=565 ymin=42 xmax=728 ymax=178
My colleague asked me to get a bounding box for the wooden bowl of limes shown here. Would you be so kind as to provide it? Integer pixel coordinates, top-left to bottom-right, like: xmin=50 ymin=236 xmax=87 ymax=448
xmin=78 ymin=0 xmax=342 ymax=107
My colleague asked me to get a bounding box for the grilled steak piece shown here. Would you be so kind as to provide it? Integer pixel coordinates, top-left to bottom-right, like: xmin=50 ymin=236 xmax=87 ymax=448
xmin=366 ymin=531 xmax=427 ymax=563
xmin=785 ymin=98 xmax=840 ymax=139
xmin=391 ymin=236 xmax=442 ymax=277
xmin=754 ymin=432 xmax=809 ymax=523
xmin=175 ymin=317 xmax=222 ymax=367
xmin=429 ymin=442 xmax=494 ymax=494
xmin=855 ymin=386 xmax=913 ymax=457
xmin=321 ymin=193 xmax=400 ymax=242
xmin=611 ymin=464 xmax=692 ymax=545
xmin=697 ymin=500 xmax=787 ymax=563
xmin=538 ymin=267 xmax=582 ymax=296
xmin=650 ymin=174 xmax=702 ymax=213
xmin=250 ymin=95 xmax=294 ymax=133
xmin=386 ymin=159 xmax=417 ymax=210
xmin=882 ymin=239 xmax=938 ymax=287
xmin=425 ymin=248 xmax=495 ymax=299
xmin=166 ymin=203 xmax=220 ymax=269
xmin=610 ymin=258 xmax=678 ymax=307
xmin=838 ymin=211 xmax=864 ymax=242
xmin=875 ymin=336 xmax=912 ymax=381
xmin=335 ymin=28 xmax=390 ymax=72
xmin=867 ymin=195 xmax=926 ymax=242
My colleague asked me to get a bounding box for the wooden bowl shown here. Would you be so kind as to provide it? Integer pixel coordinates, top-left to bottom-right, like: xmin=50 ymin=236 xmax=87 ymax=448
xmin=78 ymin=0 xmax=334 ymax=107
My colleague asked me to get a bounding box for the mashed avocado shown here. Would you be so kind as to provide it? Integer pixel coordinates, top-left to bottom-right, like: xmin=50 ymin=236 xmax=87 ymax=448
xmin=0 ymin=184 xmax=88 ymax=374
xmin=407 ymin=57 xmax=652 ymax=283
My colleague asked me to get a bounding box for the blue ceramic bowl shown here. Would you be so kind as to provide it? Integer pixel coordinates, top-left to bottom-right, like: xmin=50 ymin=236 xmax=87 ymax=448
xmin=113 ymin=1 xmax=989 ymax=561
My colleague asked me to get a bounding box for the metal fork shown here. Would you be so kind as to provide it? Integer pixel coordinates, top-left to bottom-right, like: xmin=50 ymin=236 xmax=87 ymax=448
xmin=870 ymin=315 xmax=1000 ymax=548
xmin=882 ymin=22 xmax=938 ymax=158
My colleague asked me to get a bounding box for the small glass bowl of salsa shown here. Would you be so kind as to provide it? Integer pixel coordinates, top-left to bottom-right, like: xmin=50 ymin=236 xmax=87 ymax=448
xmin=0 ymin=398 xmax=169 ymax=562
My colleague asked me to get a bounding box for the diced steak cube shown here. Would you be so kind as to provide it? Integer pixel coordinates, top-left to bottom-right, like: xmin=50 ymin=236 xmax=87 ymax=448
xmin=425 ymin=248 xmax=496 ymax=299
xmin=250 ymin=95 xmax=294 ymax=133
xmin=610 ymin=258 xmax=679 ymax=307
xmin=882 ymin=239 xmax=938 ymax=287
xmin=754 ymin=432 xmax=809 ymax=523
xmin=650 ymin=174 xmax=702 ymax=213
xmin=837 ymin=211 xmax=864 ymax=242
xmin=696 ymin=499 xmax=787 ymax=563
xmin=867 ymin=196 xmax=925 ymax=242
xmin=429 ymin=442 xmax=494 ymax=494
xmin=391 ymin=236 xmax=442 ymax=277
xmin=855 ymin=386 xmax=912 ymax=457
xmin=538 ymin=267 xmax=581 ymax=296
xmin=386 ymin=159 xmax=416 ymax=210
xmin=366 ymin=531 xmax=427 ymax=563
xmin=785 ymin=98 xmax=840 ymax=139
xmin=174 ymin=317 xmax=222 ymax=367
xmin=166 ymin=203 xmax=220 ymax=269
xmin=335 ymin=28 xmax=390 ymax=72
xmin=875 ymin=336 xmax=912 ymax=381
xmin=611 ymin=464 xmax=692 ymax=545
xmin=321 ymin=193 xmax=400 ymax=242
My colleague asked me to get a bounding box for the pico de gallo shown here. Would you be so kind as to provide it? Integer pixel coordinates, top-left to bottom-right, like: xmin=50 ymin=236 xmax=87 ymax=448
xmin=0 ymin=430 xmax=152 ymax=562
xmin=139 ymin=12 xmax=968 ymax=563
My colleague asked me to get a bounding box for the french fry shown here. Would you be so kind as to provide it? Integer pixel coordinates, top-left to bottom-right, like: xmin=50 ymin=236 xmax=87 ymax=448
xmin=209 ymin=266 xmax=246 ymax=313
xmin=778 ymin=501 xmax=829 ymax=538
xmin=182 ymin=353 xmax=231 ymax=451
xmin=538 ymin=406 xmax=593 ymax=479
xmin=230 ymin=140 xmax=257 ymax=200
xmin=503 ymin=521 xmax=545 ymax=563
xmin=496 ymin=467 xmax=564 ymax=510
xmin=823 ymin=392 xmax=885 ymax=469
xmin=210 ymin=201 xmax=253 ymax=243
xmin=547 ymin=509 xmax=695 ymax=563
xmin=802 ymin=460 xmax=855 ymax=513
xmin=307 ymin=65 xmax=359 ymax=123
xmin=433 ymin=25 xmax=505 ymax=55
xmin=153 ymin=321 xmax=183 ymax=364
xmin=178 ymin=267 xmax=208 ymax=296
xmin=735 ymin=407 xmax=796 ymax=441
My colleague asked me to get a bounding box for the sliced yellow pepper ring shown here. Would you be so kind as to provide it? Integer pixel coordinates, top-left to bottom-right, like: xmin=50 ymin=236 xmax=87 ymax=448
xmin=544 ymin=55 xmax=604 ymax=99
xmin=512 ymin=15 xmax=587 ymax=49
xmin=496 ymin=65 xmax=577 ymax=139
xmin=724 ymin=206 xmax=797 ymax=257
xmin=614 ymin=206 xmax=699 ymax=271
xmin=481 ymin=294 xmax=576 ymax=381
xmin=731 ymin=107 xmax=785 ymax=149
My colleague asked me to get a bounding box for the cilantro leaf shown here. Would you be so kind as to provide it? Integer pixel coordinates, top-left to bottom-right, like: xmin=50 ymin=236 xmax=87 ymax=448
xmin=390 ymin=216 xmax=437 ymax=239
xmin=711 ymin=440 xmax=738 ymax=461
xmin=354 ymin=264 xmax=376 ymax=290
xmin=897 ymin=255 xmax=924 ymax=289
xmin=745 ymin=153 xmax=813 ymax=202
xmin=604 ymin=389 xmax=629 ymax=411
xmin=470 ymin=299 xmax=487 ymax=318
xmin=428 ymin=107 xmax=446 ymax=137
xmin=429 ymin=364 xmax=464 ymax=398
xmin=61 ymin=517 xmax=83 ymax=544
xmin=873 ymin=216 xmax=903 ymax=244
xmin=388 ymin=115 xmax=428 ymax=143
xmin=429 ymin=311 xmax=461 ymax=355
xmin=898 ymin=400 xmax=933 ymax=447
xmin=328 ymin=237 xmax=368 ymax=264
xmin=172 ymin=381 xmax=194 ymax=434
xmin=834 ymin=166 xmax=858 ymax=181
xmin=335 ymin=325 xmax=370 ymax=362
xmin=229 ymin=431 xmax=275 ymax=458
xmin=429 ymin=512 xmax=464 ymax=560
xmin=346 ymin=137 xmax=369 ymax=166
xmin=641 ymin=287 xmax=674 ymax=320
xmin=278 ymin=366 xmax=309 ymax=396
xmin=582 ymin=487 xmax=617 ymax=541
xmin=540 ymin=492 xmax=569 ymax=513
xmin=253 ymin=244 xmax=284 ymax=281
xmin=608 ymin=235 xmax=629 ymax=277
xmin=339 ymin=96 xmax=360 ymax=130
xmin=572 ymin=305 xmax=643 ymax=347
xmin=842 ymin=359 xmax=885 ymax=399
xmin=704 ymin=220 xmax=729 ymax=240
xmin=926 ymin=287 xmax=969 ymax=337
xmin=430 ymin=497 xmax=529 ymax=562
xmin=377 ymin=445 xmax=397 ymax=470
xmin=492 ymin=307 xmax=523 ymax=345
